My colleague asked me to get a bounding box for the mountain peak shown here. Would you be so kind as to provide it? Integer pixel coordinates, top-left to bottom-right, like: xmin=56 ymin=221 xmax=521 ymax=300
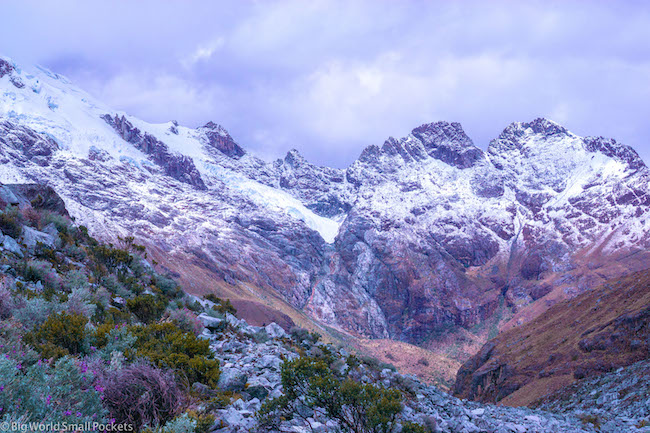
xmin=411 ymin=121 xmax=483 ymax=169
xmin=411 ymin=121 xmax=472 ymax=144
xmin=199 ymin=121 xmax=246 ymax=159
xmin=284 ymin=149 xmax=307 ymax=168
xmin=584 ymin=136 xmax=646 ymax=171
xmin=489 ymin=118 xmax=647 ymax=172
xmin=498 ymin=118 xmax=571 ymax=142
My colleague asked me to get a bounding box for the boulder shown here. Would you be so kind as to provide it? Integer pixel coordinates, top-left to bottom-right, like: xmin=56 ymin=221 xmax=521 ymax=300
xmin=21 ymin=226 xmax=56 ymax=251
xmin=217 ymin=368 xmax=248 ymax=392
xmin=264 ymin=322 xmax=287 ymax=339
xmin=2 ymin=235 xmax=23 ymax=257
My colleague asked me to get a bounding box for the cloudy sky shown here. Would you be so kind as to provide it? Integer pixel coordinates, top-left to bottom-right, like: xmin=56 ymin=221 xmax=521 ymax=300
xmin=1 ymin=0 xmax=649 ymax=167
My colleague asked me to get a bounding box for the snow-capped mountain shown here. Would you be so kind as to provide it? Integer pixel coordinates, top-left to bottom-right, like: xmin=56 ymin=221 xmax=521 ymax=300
xmin=2 ymin=56 xmax=650 ymax=347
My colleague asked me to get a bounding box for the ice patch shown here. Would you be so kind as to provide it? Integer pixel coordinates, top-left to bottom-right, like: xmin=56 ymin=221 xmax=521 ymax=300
xmin=203 ymin=162 xmax=340 ymax=243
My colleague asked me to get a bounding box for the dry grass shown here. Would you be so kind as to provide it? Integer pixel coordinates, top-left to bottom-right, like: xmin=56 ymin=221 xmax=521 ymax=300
xmin=458 ymin=267 xmax=650 ymax=407
xmin=354 ymin=338 xmax=461 ymax=390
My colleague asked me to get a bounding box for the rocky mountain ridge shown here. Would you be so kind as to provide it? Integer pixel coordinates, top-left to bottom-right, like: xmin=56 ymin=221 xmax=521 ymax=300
xmin=2 ymin=56 xmax=650 ymax=362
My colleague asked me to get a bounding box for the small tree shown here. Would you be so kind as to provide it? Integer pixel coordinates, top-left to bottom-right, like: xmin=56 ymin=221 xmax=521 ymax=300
xmin=258 ymin=356 xmax=404 ymax=433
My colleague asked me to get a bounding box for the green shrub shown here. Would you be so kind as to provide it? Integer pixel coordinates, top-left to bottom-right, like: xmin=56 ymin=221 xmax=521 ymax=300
xmin=92 ymin=244 xmax=133 ymax=273
xmin=64 ymin=269 xmax=89 ymax=291
xmin=62 ymin=287 xmax=97 ymax=318
xmin=13 ymin=296 xmax=59 ymax=330
xmin=258 ymin=356 xmax=403 ymax=433
xmin=128 ymin=322 xmax=220 ymax=388
xmin=0 ymin=206 xmax=23 ymax=238
xmin=40 ymin=210 xmax=71 ymax=233
xmin=168 ymin=308 xmax=203 ymax=336
xmin=127 ymin=294 xmax=168 ymax=323
xmin=24 ymin=311 xmax=88 ymax=359
xmin=93 ymin=323 xmax=136 ymax=361
xmin=401 ymin=422 xmax=428 ymax=433
xmin=187 ymin=411 xmax=215 ymax=433
xmin=155 ymin=413 xmax=196 ymax=433
xmin=118 ymin=235 xmax=147 ymax=256
xmin=204 ymin=294 xmax=237 ymax=316
xmin=23 ymin=259 xmax=62 ymax=292
xmin=152 ymin=274 xmax=181 ymax=298
xmin=100 ymin=274 xmax=131 ymax=298
xmin=289 ymin=326 xmax=321 ymax=346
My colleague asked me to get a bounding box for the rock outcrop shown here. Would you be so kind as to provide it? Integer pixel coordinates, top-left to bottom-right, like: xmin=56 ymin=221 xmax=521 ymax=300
xmin=101 ymin=114 xmax=206 ymax=190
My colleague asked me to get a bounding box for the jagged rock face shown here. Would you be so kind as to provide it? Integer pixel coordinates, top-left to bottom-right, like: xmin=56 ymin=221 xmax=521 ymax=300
xmin=273 ymin=149 xmax=353 ymax=217
xmin=200 ymin=121 xmax=246 ymax=159
xmin=412 ymin=121 xmax=484 ymax=168
xmin=2 ymin=58 xmax=650 ymax=350
xmin=0 ymin=120 xmax=58 ymax=166
xmin=0 ymin=58 xmax=24 ymax=89
xmin=4 ymin=183 xmax=70 ymax=217
xmin=101 ymin=114 xmax=206 ymax=190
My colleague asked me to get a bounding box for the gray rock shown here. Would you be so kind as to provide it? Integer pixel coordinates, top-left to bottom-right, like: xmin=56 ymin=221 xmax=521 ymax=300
xmin=21 ymin=226 xmax=55 ymax=250
xmin=264 ymin=322 xmax=287 ymax=339
xmin=2 ymin=235 xmax=23 ymax=257
xmin=198 ymin=313 xmax=227 ymax=331
xmin=217 ymin=368 xmax=248 ymax=392
xmin=246 ymin=385 xmax=269 ymax=400
xmin=0 ymin=186 xmax=19 ymax=206
xmin=260 ymin=354 xmax=283 ymax=371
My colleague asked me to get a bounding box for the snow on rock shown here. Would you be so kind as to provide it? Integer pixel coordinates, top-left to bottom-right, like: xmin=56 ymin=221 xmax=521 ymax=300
xmin=2 ymin=57 xmax=650 ymax=345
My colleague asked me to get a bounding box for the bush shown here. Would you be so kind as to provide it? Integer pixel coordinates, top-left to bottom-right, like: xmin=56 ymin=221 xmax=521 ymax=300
xmin=154 ymin=413 xmax=196 ymax=433
xmin=64 ymin=269 xmax=89 ymax=291
xmin=101 ymin=362 xmax=184 ymax=431
xmin=92 ymin=244 xmax=133 ymax=273
xmin=0 ymin=206 xmax=23 ymax=238
xmin=93 ymin=323 xmax=136 ymax=362
xmin=40 ymin=210 xmax=70 ymax=233
xmin=127 ymin=294 xmax=168 ymax=324
xmin=152 ymin=274 xmax=181 ymax=299
xmin=187 ymin=411 xmax=215 ymax=433
xmin=22 ymin=206 xmax=41 ymax=227
xmin=258 ymin=356 xmax=403 ymax=433
xmin=401 ymin=422 xmax=428 ymax=433
xmin=100 ymin=274 xmax=131 ymax=298
xmin=0 ymin=355 xmax=106 ymax=423
xmin=0 ymin=285 xmax=15 ymax=319
xmin=24 ymin=311 xmax=88 ymax=359
xmin=204 ymin=294 xmax=237 ymax=316
xmin=23 ymin=259 xmax=62 ymax=292
xmin=62 ymin=287 xmax=97 ymax=318
xmin=290 ymin=327 xmax=317 ymax=344
xmin=128 ymin=322 xmax=220 ymax=388
xmin=168 ymin=308 xmax=203 ymax=336
xmin=13 ymin=296 xmax=59 ymax=330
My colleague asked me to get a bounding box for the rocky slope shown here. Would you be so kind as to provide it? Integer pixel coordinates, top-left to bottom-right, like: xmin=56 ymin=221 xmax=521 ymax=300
xmin=534 ymin=359 xmax=650 ymax=432
xmin=2 ymin=55 xmax=650 ymax=364
xmin=454 ymin=268 xmax=650 ymax=406
xmin=199 ymin=308 xmax=603 ymax=433
xmin=0 ymin=186 xmax=615 ymax=432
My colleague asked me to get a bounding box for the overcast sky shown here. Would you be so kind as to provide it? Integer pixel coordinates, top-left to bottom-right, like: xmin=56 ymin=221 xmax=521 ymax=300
xmin=1 ymin=0 xmax=649 ymax=167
